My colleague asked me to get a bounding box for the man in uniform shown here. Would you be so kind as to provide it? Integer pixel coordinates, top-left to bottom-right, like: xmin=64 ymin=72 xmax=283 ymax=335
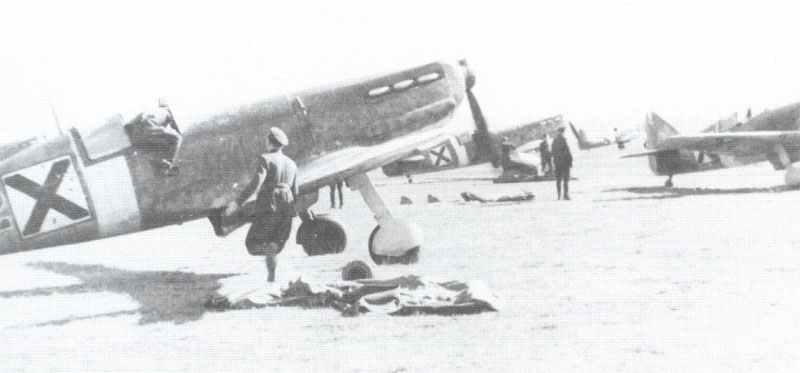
xmin=224 ymin=127 xmax=298 ymax=283
xmin=551 ymin=126 xmax=573 ymax=200
xmin=614 ymin=128 xmax=625 ymax=150
xmin=126 ymin=100 xmax=182 ymax=176
xmin=500 ymin=137 xmax=514 ymax=170
xmin=329 ymin=180 xmax=344 ymax=209
xmin=538 ymin=135 xmax=552 ymax=175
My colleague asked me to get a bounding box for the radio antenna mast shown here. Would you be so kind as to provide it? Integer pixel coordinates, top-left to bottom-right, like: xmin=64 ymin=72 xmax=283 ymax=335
xmin=47 ymin=99 xmax=64 ymax=136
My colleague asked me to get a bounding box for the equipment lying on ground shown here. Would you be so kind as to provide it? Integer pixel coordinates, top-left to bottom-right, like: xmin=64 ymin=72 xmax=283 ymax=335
xmin=207 ymin=274 xmax=499 ymax=317
xmin=493 ymin=172 xmax=577 ymax=184
xmin=460 ymin=191 xmax=534 ymax=203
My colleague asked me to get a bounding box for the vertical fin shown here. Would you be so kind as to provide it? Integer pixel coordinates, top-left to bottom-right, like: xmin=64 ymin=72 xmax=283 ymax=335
xmin=644 ymin=112 xmax=679 ymax=149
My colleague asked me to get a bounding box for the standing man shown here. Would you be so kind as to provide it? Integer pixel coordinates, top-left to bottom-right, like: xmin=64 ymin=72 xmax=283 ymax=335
xmin=500 ymin=137 xmax=514 ymax=170
xmin=538 ymin=135 xmax=552 ymax=175
xmin=551 ymin=126 xmax=573 ymax=200
xmin=329 ymin=180 xmax=344 ymax=209
xmin=614 ymin=128 xmax=625 ymax=149
xmin=225 ymin=127 xmax=298 ymax=283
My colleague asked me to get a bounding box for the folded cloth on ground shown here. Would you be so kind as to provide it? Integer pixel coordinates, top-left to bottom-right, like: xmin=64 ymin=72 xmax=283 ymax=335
xmin=208 ymin=275 xmax=499 ymax=317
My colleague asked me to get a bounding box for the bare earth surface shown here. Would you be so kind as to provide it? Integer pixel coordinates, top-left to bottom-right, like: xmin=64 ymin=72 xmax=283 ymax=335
xmin=3 ymin=146 xmax=800 ymax=372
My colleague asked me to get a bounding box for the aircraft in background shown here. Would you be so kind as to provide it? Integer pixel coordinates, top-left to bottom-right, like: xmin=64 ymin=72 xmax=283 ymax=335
xmin=0 ymin=59 xmax=497 ymax=265
xmin=381 ymin=115 xmax=563 ymax=177
xmin=569 ymin=122 xmax=639 ymax=150
xmin=624 ymin=103 xmax=800 ymax=187
xmin=612 ymin=127 xmax=639 ymax=149
xmin=569 ymin=122 xmax=612 ymax=150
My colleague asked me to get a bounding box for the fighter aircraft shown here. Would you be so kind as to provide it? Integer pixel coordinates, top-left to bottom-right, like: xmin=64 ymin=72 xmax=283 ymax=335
xmin=0 ymin=59 xmax=497 ymax=264
xmin=569 ymin=121 xmax=639 ymax=151
xmin=381 ymin=115 xmax=563 ymax=177
xmin=624 ymin=103 xmax=800 ymax=187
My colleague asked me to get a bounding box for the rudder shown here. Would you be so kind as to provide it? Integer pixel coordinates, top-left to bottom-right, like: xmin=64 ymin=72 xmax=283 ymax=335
xmin=644 ymin=112 xmax=678 ymax=149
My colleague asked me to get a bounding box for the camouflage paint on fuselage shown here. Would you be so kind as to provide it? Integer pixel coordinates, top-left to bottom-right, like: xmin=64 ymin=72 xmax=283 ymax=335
xmin=0 ymin=60 xmax=466 ymax=254
xmin=130 ymin=61 xmax=463 ymax=229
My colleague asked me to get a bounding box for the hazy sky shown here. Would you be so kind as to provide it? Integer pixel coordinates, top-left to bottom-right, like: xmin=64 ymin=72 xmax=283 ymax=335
xmin=2 ymin=1 xmax=800 ymax=142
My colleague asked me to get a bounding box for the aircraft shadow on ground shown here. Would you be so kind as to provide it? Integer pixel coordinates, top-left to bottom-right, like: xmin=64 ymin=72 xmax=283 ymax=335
xmin=600 ymin=185 xmax=800 ymax=201
xmin=0 ymin=262 xmax=236 ymax=327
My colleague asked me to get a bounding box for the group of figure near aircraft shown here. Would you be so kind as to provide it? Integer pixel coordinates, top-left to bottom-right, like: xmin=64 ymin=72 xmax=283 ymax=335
xmin=2 ymin=58 xmax=800 ymax=285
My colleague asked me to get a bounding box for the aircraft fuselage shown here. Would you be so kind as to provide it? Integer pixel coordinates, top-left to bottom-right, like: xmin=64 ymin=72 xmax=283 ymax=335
xmin=648 ymin=102 xmax=800 ymax=177
xmin=0 ymin=61 xmax=466 ymax=254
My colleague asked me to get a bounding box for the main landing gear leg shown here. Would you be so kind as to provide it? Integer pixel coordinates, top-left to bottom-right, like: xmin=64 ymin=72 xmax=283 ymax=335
xmin=347 ymin=173 xmax=422 ymax=265
xmin=665 ymin=175 xmax=674 ymax=188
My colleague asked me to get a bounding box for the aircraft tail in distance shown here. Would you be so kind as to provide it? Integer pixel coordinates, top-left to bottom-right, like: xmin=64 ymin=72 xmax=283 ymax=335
xmin=569 ymin=122 xmax=611 ymax=150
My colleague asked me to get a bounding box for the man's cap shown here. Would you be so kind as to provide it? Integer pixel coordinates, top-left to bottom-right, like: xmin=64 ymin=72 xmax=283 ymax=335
xmin=269 ymin=127 xmax=289 ymax=146
xmin=557 ymin=126 xmax=566 ymax=132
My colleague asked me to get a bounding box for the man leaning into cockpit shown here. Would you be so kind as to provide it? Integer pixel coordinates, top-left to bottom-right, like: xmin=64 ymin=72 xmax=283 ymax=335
xmin=126 ymin=100 xmax=182 ymax=176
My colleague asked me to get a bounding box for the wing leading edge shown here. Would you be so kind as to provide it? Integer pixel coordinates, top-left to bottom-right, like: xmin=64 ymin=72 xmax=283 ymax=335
xmin=298 ymin=127 xmax=452 ymax=194
xmin=297 ymin=98 xmax=458 ymax=193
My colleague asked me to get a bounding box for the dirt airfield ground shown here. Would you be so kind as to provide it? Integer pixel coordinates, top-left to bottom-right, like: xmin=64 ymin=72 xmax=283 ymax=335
xmin=3 ymin=145 xmax=800 ymax=372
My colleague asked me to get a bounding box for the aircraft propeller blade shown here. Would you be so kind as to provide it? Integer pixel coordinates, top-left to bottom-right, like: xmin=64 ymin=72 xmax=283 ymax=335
xmin=462 ymin=61 xmax=500 ymax=167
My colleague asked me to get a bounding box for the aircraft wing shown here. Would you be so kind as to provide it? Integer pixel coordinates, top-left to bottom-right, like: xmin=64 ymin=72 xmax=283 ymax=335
xmin=509 ymin=149 xmax=539 ymax=166
xmin=616 ymin=129 xmax=639 ymax=142
xmin=620 ymin=149 xmax=664 ymax=158
xmin=297 ymin=126 xmax=452 ymax=194
xmin=653 ymin=131 xmax=800 ymax=153
xmin=514 ymin=140 xmax=540 ymax=153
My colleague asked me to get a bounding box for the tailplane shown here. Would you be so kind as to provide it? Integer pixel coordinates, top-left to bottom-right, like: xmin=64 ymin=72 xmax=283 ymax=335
xmin=644 ymin=112 xmax=678 ymax=149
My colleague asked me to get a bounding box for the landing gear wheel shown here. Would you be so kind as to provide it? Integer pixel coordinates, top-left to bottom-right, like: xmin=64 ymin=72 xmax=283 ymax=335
xmin=368 ymin=226 xmax=419 ymax=265
xmin=297 ymin=217 xmax=347 ymax=256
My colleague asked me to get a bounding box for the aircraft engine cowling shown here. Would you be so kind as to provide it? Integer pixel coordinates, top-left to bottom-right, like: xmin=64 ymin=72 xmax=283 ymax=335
xmin=647 ymin=149 xmax=701 ymax=176
xmin=647 ymin=149 xmax=727 ymax=177
xmin=380 ymin=59 xmax=498 ymax=177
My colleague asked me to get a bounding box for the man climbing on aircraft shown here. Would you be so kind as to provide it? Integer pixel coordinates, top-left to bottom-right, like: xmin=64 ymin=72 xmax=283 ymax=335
xmin=551 ymin=126 xmax=573 ymax=200
xmin=126 ymin=100 xmax=182 ymax=176
xmin=225 ymin=127 xmax=298 ymax=283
